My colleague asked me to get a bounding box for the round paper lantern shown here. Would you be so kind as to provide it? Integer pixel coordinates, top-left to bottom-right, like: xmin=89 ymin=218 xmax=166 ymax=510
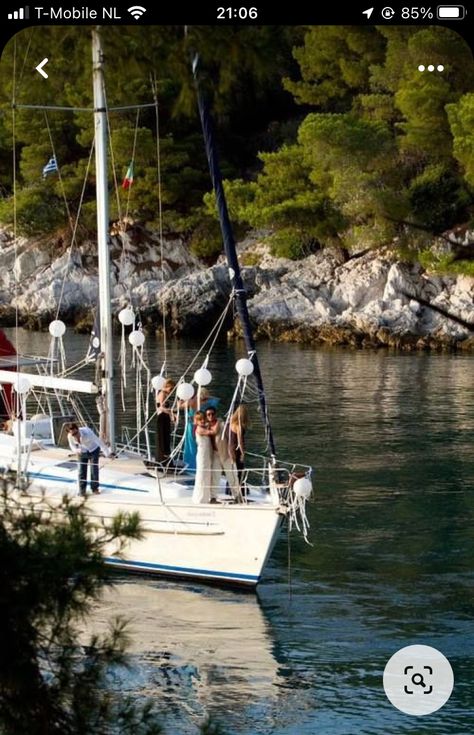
xmin=293 ymin=477 xmax=312 ymax=499
xmin=12 ymin=376 xmax=32 ymax=394
xmin=48 ymin=319 xmax=66 ymax=338
xmin=194 ymin=367 xmax=212 ymax=386
xmin=118 ymin=307 xmax=135 ymax=326
xmin=128 ymin=330 xmax=145 ymax=347
xmin=151 ymin=375 xmax=166 ymax=391
xmin=177 ymin=382 xmax=194 ymax=401
xmin=235 ymin=358 xmax=254 ymax=377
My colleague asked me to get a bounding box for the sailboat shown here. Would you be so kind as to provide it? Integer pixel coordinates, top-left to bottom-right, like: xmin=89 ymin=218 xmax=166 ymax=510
xmin=0 ymin=29 xmax=312 ymax=587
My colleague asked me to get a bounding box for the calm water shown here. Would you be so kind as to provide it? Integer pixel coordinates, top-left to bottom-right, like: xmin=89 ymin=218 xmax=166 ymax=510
xmin=7 ymin=329 xmax=474 ymax=733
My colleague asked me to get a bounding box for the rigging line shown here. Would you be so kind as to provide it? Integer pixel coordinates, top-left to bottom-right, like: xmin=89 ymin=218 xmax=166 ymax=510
xmin=14 ymin=103 xmax=157 ymax=112
xmin=59 ymin=357 xmax=93 ymax=376
xmin=179 ymin=294 xmax=234 ymax=381
xmin=102 ymin=76 xmax=132 ymax=307
xmin=54 ymin=139 xmax=96 ymax=321
xmin=124 ymin=107 xmax=140 ymax=223
xmin=43 ymin=111 xmax=75 ymax=232
xmin=15 ymin=104 xmax=94 ymax=112
xmin=17 ymin=28 xmax=33 ymax=91
xmin=12 ymin=37 xmax=21 ymax=422
xmin=107 ymin=103 xmax=157 ymax=112
xmin=106 ymin=111 xmax=123 ymax=225
xmin=151 ymin=72 xmax=167 ymax=368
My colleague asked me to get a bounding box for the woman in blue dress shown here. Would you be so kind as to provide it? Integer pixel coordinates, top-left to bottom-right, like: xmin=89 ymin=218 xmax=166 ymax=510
xmin=182 ymin=388 xmax=219 ymax=472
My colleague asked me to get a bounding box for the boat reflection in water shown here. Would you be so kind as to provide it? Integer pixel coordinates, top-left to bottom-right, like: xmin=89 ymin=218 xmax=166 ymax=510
xmin=86 ymin=579 xmax=284 ymax=729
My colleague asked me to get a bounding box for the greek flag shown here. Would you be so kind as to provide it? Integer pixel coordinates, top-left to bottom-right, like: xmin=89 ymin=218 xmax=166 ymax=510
xmin=42 ymin=156 xmax=58 ymax=178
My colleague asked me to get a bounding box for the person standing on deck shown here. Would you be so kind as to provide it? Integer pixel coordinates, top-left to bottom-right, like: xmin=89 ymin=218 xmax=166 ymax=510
xmin=229 ymin=405 xmax=249 ymax=493
xmin=182 ymin=388 xmax=219 ymax=473
xmin=66 ymin=422 xmax=112 ymax=496
xmin=192 ymin=412 xmax=215 ymax=504
xmin=206 ymin=407 xmax=242 ymax=502
xmin=155 ymin=378 xmax=176 ymax=463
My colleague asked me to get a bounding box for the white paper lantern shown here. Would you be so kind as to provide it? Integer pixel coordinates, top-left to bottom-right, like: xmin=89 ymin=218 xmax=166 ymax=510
xmin=118 ymin=307 xmax=135 ymax=326
xmin=235 ymin=358 xmax=254 ymax=377
xmin=48 ymin=319 xmax=66 ymax=338
xmin=151 ymin=375 xmax=166 ymax=391
xmin=194 ymin=367 xmax=212 ymax=386
xmin=12 ymin=376 xmax=31 ymax=394
xmin=177 ymin=382 xmax=195 ymax=401
xmin=293 ymin=477 xmax=312 ymax=499
xmin=129 ymin=330 xmax=145 ymax=347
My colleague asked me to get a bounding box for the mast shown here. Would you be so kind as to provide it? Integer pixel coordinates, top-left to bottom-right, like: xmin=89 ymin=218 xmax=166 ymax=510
xmin=92 ymin=28 xmax=115 ymax=449
xmin=191 ymin=54 xmax=276 ymax=457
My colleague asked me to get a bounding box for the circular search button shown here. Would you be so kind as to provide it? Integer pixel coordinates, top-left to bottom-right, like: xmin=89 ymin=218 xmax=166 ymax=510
xmin=383 ymin=645 xmax=454 ymax=716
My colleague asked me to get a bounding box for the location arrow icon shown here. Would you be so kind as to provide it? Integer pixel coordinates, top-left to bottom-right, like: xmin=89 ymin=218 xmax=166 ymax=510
xmin=362 ymin=7 xmax=374 ymax=18
xmin=35 ymin=58 xmax=49 ymax=79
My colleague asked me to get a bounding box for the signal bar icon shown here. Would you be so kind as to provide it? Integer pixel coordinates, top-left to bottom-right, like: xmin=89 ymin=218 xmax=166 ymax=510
xmin=7 ymin=5 xmax=29 ymax=19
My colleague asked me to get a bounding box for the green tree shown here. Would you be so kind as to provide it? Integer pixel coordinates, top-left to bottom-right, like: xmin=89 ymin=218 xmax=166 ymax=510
xmin=0 ymin=474 xmax=161 ymax=735
xmin=447 ymin=92 xmax=474 ymax=188
xmin=230 ymin=25 xmax=474 ymax=255
xmin=284 ymin=26 xmax=385 ymax=109
xmin=220 ymin=145 xmax=343 ymax=258
xmin=0 ymin=25 xmax=300 ymax=243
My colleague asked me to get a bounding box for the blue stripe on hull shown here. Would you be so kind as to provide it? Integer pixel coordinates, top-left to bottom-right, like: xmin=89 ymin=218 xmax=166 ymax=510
xmin=104 ymin=556 xmax=259 ymax=584
xmin=27 ymin=472 xmax=149 ymax=493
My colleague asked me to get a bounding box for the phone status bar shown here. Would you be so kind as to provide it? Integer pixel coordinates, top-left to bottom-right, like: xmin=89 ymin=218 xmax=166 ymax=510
xmin=2 ymin=3 xmax=470 ymax=25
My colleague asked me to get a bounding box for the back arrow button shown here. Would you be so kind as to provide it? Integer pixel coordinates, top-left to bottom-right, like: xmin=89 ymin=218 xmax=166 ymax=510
xmin=35 ymin=58 xmax=49 ymax=79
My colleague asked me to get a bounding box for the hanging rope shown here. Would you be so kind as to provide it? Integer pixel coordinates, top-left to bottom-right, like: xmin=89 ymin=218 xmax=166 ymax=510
xmin=107 ymin=111 xmax=123 ymax=228
xmin=17 ymin=29 xmax=34 ymax=91
xmin=53 ymin=138 xmax=95 ymax=320
xmin=151 ymin=72 xmax=168 ymax=369
xmin=12 ymin=36 xmax=20 ymax=418
xmin=124 ymin=108 xmax=140 ymax=223
xmin=43 ymin=111 xmax=75 ymax=232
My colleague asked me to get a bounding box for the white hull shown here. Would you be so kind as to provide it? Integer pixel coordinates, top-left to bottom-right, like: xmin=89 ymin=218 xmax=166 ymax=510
xmin=0 ymin=438 xmax=284 ymax=587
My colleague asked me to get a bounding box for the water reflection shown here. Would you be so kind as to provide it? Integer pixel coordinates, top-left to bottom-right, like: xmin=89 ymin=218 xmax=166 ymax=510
xmin=86 ymin=578 xmax=286 ymax=732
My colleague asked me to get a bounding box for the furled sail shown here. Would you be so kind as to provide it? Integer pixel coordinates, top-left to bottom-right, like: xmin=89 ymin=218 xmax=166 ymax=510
xmin=191 ymin=54 xmax=276 ymax=458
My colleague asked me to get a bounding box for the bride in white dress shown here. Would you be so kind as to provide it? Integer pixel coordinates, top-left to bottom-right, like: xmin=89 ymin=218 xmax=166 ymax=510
xmin=192 ymin=411 xmax=214 ymax=504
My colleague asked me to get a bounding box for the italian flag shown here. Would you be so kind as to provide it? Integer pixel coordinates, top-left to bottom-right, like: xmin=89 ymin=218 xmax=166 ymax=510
xmin=122 ymin=162 xmax=134 ymax=189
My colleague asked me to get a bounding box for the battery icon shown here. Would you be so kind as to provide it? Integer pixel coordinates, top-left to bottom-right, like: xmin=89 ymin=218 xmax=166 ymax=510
xmin=437 ymin=5 xmax=465 ymax=18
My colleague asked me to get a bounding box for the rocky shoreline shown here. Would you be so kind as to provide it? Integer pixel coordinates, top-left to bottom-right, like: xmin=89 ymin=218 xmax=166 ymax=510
xmin=1 ymin=226 xmax=474 ymax=351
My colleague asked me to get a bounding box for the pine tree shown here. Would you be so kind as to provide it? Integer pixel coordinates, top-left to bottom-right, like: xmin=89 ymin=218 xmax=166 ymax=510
xmin=0 ymin=473 xmax=161 ymax=735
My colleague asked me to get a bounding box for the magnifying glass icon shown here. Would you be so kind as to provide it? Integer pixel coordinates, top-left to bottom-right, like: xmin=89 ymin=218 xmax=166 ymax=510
xmin=412 ymin=673 xmax=426 ymax=687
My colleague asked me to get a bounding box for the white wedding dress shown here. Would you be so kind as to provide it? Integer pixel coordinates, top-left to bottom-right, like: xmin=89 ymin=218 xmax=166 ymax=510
xmin=192 ymin=432 xmax=214 ymax=503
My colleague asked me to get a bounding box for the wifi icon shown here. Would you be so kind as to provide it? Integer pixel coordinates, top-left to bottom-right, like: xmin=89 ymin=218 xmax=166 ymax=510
xmin=127 ymin=5 xmax=147 ymax=19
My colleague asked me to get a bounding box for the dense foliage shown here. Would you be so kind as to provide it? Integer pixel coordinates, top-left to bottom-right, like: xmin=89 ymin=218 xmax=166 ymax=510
xmin=0 ymin=26 xmax=299 ymax=250
xmin=225 ymin=26 xmax=474 ymax=258
xmin=0 ymin=25 xmax=473 ymax=262
xmin=0 ymin=474 xmax=163 ymax=734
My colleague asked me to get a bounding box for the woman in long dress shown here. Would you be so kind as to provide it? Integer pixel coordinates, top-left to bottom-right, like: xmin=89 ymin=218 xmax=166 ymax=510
xmin=206 ymin=407 xmax=242 ymax=502
xmin=192 ymin=411 xmax=214 ymax=504
xmin=155 ymin=378 xmax=175 ymax=463
xmin=229 ymin=404 xmax=249 ymax=491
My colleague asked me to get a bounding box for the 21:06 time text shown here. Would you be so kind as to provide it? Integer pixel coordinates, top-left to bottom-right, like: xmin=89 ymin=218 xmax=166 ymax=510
xmin=217 ymin=7 xmax=258 ymax=20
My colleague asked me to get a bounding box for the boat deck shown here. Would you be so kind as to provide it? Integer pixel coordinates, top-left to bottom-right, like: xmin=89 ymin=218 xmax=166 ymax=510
xmin=0 ymin=439 xmax=273 ymax=508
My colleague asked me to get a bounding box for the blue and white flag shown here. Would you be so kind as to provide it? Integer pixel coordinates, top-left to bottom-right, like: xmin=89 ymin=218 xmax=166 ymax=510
xmin=42 ymin=155 xmax=58 ymax=178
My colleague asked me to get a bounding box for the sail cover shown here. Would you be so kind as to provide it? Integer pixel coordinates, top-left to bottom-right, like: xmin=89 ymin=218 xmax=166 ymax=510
xmin=0 ymin=330 xmax=16 ymax=419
